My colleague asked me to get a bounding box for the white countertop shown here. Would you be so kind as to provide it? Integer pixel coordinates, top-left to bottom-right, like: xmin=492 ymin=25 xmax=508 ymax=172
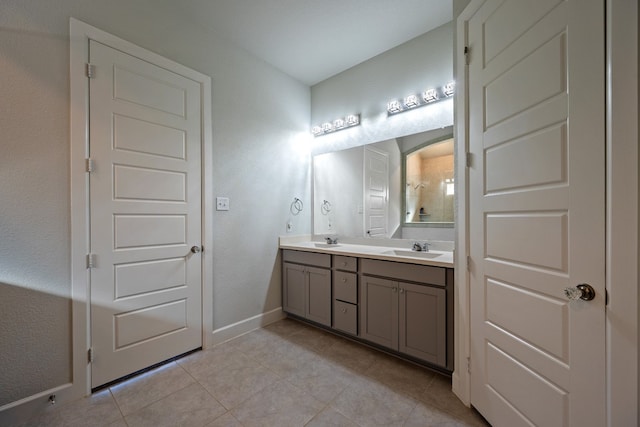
xmin=279 ymin=239 xmax=454 ymax=268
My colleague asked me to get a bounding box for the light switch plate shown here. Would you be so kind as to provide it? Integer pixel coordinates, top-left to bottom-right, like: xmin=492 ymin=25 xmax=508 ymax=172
xmin=216 ymin=197 xmax=230 ymax=211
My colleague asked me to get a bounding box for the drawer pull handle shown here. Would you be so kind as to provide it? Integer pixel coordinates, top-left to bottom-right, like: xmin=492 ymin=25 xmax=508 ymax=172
xmin=342 ymin=262 xmax=348 ymax=267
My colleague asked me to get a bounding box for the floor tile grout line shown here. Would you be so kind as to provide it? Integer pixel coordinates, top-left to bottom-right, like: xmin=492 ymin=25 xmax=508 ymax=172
xmin=178 ymin=356 xmax=232 ymax=416
xmin=108 ymin=388 xmax=129 ymax=425
xmin=109 ymin=361 xmax=199 ymax=419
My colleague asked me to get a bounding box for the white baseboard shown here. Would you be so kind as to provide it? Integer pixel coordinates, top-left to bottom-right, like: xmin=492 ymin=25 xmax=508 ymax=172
xmin=208 ymin=307 xmax=286 ymax=347
xmin=0 ymin=383 xmax=77 ymax=425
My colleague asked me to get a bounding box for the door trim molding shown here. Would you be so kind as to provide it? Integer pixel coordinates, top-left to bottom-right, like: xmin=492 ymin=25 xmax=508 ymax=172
xmin=453 ymin=0 xmax=484 ymax=407
xmin=69 ymin=18 xmax=214 ymax=400
xmin=605 ymin=1 xmax=638 ymax=425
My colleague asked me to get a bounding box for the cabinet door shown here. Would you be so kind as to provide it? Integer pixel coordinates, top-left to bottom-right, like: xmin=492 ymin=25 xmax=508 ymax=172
xmin=360 ymin=275 xmax=398 ymax=349
xmin=283 ymin=262 xmax=306 ymax=318
xmin=333 ymin=300 xmax=357 ymax=335
xmin=399 ymin=282 xmax=446 ymax=366
xmin=306 ymin=265 xmax=331 ymax=326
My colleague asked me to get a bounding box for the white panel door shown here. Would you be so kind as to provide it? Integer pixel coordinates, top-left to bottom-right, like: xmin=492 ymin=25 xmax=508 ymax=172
xmin=89 ymin=40 xmax=202 ymax=388
xmin=467 ymin=1 xmax=605 ymax=426
xmin=364 ymin=147 xmax=389 ymax=237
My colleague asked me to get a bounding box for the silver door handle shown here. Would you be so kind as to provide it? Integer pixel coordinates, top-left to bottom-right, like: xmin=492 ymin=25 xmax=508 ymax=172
xmin=563 ymin=283 xmax=595 ymax=301
xmin=191 ymin=246 xmax=202 ymax=254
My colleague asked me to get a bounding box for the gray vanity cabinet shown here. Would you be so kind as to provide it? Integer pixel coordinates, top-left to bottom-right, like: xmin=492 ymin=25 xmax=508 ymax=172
xmin=282 ymin=248 xmax=452 ymax=371
xmin=360 ymin=258 xmax=448 ymax=368
xmin=360 ymin=276 xmax=398 ymax=349
xmin=282 ymin=250 xmax=331 ymax=327
xmin=332 ymin=255 xmax=358 ymax=335
xmin=398 ymin=282 xmax=446 ymax=366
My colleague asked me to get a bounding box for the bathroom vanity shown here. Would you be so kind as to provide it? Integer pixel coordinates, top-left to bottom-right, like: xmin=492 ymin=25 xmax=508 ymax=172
xmin=280 ymin=240 xmax=454 ymax=372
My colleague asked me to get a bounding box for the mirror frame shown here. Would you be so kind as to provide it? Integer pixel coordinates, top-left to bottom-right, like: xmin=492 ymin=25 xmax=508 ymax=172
xmin=402 ymin=133 xmax=455 ymax=228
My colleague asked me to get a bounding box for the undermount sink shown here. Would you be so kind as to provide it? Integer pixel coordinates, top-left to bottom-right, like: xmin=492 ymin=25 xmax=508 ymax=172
xmin=314 ymin=243 xmax=342 ymax=248
xmin=383 ymin=249 xmax=441 ymax=259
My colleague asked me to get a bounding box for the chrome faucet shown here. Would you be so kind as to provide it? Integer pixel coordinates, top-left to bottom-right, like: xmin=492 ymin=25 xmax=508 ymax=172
xmin=412 ymin=241 xmax=430 ymax=252
xmin=325 ymin=237 xmax=338 ymax=245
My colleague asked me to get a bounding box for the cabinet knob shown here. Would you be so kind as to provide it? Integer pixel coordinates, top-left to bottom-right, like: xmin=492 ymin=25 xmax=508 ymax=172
xmin=342 ymin=277 xmax=347 ymax=283
xmin=343 ymin=262 xmax=348 ymax=267
xmin=342 ymin=308 xmax=347 ymax=313
xmin=400 ymin=288 xmax=405 ymax=294
xmin=393 ymin=287 xmax=397 ymax=293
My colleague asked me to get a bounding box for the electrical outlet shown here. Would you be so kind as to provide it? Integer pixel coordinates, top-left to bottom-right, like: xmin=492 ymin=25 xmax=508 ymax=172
xmin=286 ymin=220 xmax=293 ymax=232
xmin=216 ymin=197 xmax=230 ymax=211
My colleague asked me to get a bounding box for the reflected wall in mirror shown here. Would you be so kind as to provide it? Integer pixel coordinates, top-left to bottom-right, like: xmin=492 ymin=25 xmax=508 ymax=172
xmin=313 ymin=139 xmax=401 ymax=238
xmin=404 ymin=136 xmax=454 ymax=227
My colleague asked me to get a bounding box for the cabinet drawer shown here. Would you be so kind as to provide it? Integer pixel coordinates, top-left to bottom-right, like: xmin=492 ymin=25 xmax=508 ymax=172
xmin=360 ymin=258 xmax=446 ymax=287
xmin=333 ymin=271 xmax=357 ymax=304
xmin=333 ymin=300 xmax=357 ymax=335
xmin=333 ymin=255 xmax=357 ymax=272
xmin=282 ymin=250 xmax=331 ymax=268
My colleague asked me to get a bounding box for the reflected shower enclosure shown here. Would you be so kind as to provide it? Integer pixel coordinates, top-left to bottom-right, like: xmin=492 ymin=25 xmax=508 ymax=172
xmin=404 ymin=137 xmax=454 ymax=225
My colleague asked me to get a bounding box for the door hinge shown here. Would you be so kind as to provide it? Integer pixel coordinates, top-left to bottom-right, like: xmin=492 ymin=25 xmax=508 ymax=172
xmin=466 ymin=152 xmax=473 ymax=168
xmin=87 ymin=348 xmax=94 ymax=363
xmin=605 ymin=289 xmax=609 ymax=306
xmin=464 ymin=46 xmax=470 ymax=65
xmin=86 ymin=158 xmax=95 ymax=173
xmin=466 ymin=255 xmax=471 ymax=271
xmin=467 ymin=356 xmax=471 ymax=374
xmin=86 ymin=63 xmax=95 ymax=79
xmin=86 ymin=253 xmax=96 ymax=269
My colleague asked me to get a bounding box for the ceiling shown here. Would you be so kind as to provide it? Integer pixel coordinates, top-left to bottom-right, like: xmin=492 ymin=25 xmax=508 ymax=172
xmin=160 ymin=0 xmax=452 ymax=86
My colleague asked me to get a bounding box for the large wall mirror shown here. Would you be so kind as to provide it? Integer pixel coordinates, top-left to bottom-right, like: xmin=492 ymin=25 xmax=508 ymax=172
xmin=313 ymin=126 xmax=454 ymax=240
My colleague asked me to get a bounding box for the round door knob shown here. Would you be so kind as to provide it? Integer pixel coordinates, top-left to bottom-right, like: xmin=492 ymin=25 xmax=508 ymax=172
xmin=563 ymin=284 xmax=596 ymax=301
xmin=190 ymin=246 xmax=202 ymax=254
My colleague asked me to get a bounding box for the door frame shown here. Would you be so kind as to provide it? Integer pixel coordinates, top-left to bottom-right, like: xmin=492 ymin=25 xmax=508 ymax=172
xmin=453 ymin=1 xmax=638 ymax=425
xmin=69 ymin=18 xmax=214 ymax=398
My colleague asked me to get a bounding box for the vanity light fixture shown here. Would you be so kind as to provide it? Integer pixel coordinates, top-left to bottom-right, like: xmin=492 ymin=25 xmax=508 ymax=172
xmin=442 ymin=81 xmax=455 ymax=97
xmin=423 ymin=88 xmax=439 ymax=103
xmin=311 ymin=113 xmax=360 ymax=137
xmin=404 ymin=94 xmax=420 ymax=108
xmin=345 ymin=114 xmax=360 ymax=126
xmin=387 ymin=99 xmax=403 ymax=114
xmin=387 ymin=81 xmax=455 ymax=115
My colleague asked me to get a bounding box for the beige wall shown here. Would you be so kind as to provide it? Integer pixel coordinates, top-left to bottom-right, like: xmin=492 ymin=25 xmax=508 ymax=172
xmin=0 ymin=0 xmax=310 ymax=407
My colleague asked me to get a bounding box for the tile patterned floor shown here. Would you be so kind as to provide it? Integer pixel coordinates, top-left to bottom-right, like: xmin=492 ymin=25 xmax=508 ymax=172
xmin=19 ymin=318 xmax=490 ymax=426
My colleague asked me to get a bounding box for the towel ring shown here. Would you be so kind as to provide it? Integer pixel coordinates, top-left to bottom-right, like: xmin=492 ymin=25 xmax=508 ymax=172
xmin=321 ymin=200 xmax=332 ymax=215
xmin=290 ymin=197 xmax=304 ymax=215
